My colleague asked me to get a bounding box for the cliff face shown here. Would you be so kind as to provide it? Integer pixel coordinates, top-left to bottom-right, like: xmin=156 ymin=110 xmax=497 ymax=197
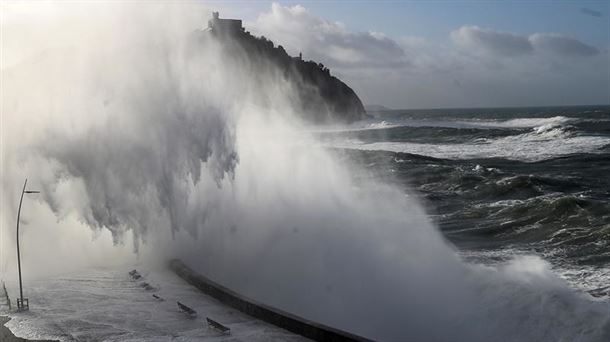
xmin=199 ymin=22 xmax=366 ymax=124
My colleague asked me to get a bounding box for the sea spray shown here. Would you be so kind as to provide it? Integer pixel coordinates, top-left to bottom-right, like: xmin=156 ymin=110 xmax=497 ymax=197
xmin=1 ymin=4 xmax=610 ymax=341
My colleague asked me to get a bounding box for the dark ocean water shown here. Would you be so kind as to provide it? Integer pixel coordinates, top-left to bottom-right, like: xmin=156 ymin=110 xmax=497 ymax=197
xmin=320 ymin=105 xmax=610 ymax=290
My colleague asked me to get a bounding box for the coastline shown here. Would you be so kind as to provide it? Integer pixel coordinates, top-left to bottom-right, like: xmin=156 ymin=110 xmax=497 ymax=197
xmin=0 ymin=316 xmax=58 ymax=342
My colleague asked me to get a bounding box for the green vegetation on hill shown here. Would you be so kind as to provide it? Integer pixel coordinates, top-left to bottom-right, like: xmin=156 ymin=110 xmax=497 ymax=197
xmin=198 ymin=24 xmax=366 ymax=123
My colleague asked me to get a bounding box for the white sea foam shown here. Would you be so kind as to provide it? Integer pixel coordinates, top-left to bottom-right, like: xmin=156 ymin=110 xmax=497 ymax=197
xmin=481 ymin=116 xmax=573 ymax=129
xmin=461 ymin=248 xmax=610 ymax=299
xmin=321 ymin=115 xmax=577 ymax=133
xmin=331 ymin=125 xmax=610 ymax=161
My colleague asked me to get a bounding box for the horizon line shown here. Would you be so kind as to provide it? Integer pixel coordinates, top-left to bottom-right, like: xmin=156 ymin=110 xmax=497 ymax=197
xmin=367 ymin=103 xmax=610 ymax=112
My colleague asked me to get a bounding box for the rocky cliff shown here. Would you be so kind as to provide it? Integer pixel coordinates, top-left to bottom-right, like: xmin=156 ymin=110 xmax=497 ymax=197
xmin=197 ymin=17 xmax=366 ymax=124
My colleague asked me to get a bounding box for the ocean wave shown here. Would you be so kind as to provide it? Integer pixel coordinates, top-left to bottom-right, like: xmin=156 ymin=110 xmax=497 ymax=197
xmin=460 ymin=248 xmax=610 ymax=296
xmin=485 ymin=116 xmax=573 ymax=129
xmin=329 ymin=125 xmax=610 ymax=162
xmin=331 ymin=115 xmax=578 ymax=133
xmin=440 ymin=193 xmax=610 ymax=256
xmin=451 ymin=191 xmax=610 ymax=234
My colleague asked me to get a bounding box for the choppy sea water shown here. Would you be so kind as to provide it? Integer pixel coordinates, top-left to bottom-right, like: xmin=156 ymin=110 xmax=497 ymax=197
xmin=320 ymin=105 xmax=610 ymax=292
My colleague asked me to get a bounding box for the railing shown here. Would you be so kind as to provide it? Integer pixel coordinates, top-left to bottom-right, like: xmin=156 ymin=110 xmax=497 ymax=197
xmin=1 ymin=281 xmax=11 ymax=310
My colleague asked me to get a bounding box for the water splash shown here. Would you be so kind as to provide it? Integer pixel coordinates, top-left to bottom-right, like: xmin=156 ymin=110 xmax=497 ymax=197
xmin=1 ymin=4 xmax=609 ymax=341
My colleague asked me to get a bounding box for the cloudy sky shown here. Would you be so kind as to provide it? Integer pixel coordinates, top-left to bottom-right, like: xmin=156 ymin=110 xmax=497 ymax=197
xmin=2 ymin=1 xmax=608 ymax=109
xmin=215 ymin=1 xmax=609 ymax=109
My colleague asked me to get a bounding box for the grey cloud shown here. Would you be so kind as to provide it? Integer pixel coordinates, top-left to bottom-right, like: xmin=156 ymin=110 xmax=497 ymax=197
xmin=249 ymin=5 xmax=607 ymax=108
xmin=451 ymin=26 xmax=600 ymax=59
xmin=451 ymin=26 xmax=533 ymax=56
xmin=252 ymin=3 xmax=407 ymax=69
xmin=580 ymin=8 xmax=603 ymax=18
xmin=529 ymin=33 xmax=599 ymax=57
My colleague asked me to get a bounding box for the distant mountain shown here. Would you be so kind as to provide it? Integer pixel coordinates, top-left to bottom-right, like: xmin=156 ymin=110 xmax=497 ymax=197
xmin=364 ymin=104 xmax=391 ymax=112
xmin=198 ymin=12 xmax=366 ymax=124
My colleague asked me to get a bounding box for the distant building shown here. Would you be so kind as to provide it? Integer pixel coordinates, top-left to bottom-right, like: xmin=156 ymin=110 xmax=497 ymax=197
xmin=208 ymin=12 xmax=244 ymax=33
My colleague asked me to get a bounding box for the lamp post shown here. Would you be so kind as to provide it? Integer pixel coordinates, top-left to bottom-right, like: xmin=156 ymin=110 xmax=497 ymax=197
xmin=16 ymin=178 xmax=39 ymax=311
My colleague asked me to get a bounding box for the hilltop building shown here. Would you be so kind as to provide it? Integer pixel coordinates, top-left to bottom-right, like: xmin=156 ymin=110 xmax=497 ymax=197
xmin=200 ymin=11 xmax=365 ymax=123
xmin=208 ymin=12 xmax=243 ymax=33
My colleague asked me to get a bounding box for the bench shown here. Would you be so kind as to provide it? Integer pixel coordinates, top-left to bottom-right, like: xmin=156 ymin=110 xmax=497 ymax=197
xmin=177 ymin=301 xmax=197 ymax=317
xmin=206 ymin=317 xmax=231 ymax=334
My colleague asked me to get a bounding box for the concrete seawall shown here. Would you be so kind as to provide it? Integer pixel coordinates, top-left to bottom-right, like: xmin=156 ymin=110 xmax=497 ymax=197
xmin=169 ymin=259 xmax=373 ymax=342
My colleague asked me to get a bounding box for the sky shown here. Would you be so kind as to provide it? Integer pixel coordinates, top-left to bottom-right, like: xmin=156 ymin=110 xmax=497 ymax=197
xmin=213 ymin=1 xmax=610 ymax=109
xmin=2 ymin=1 xmax=608 ymax=109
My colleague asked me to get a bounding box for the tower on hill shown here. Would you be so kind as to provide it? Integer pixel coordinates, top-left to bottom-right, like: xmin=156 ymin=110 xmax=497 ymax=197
xmin=208 ymin=12 xmax=244 ymax=34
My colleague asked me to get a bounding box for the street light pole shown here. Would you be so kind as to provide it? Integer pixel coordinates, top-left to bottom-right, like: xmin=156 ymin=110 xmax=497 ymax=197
xmin=16 ymin=178 xmax=39 ymax=311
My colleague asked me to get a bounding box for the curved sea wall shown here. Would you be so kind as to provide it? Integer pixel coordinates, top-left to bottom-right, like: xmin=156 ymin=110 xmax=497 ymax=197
xmin=169 ymin=259 xmax=372 ymax=342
